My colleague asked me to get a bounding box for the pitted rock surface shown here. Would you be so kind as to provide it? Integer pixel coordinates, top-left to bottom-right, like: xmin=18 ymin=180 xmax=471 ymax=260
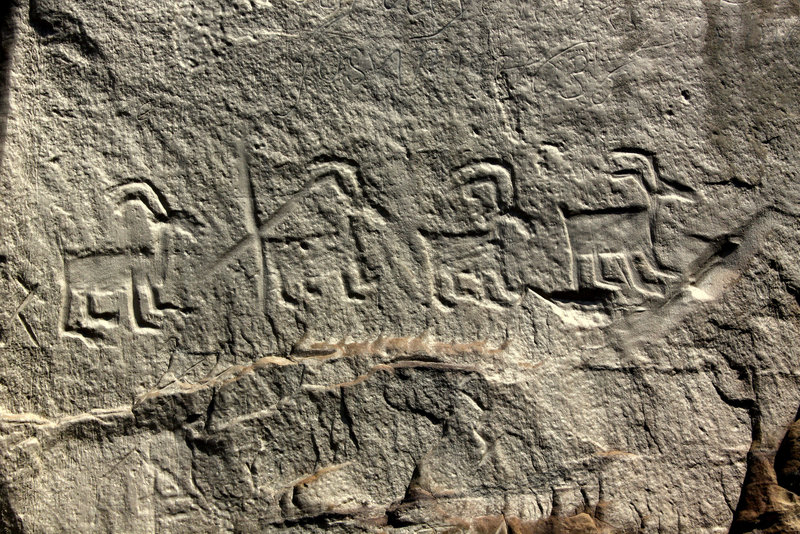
xmin=2 ymin=1 xmax=800 ymax=532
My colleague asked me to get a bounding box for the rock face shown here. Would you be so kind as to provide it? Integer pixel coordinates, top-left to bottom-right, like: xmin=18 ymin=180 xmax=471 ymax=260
xmin=1 ymin=1 xmax=800 ymax=532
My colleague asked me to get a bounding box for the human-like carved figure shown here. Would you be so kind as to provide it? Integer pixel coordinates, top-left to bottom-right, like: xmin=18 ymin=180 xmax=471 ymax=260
xmin=61 ymin=182 xmax=195 ymax=344
xmin=422 ymin=161 xmax=530 ymax=310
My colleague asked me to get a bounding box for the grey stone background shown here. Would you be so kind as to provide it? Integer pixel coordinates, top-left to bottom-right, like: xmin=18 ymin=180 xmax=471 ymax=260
xmin=1 ymin=0 xmax=800 ymax=532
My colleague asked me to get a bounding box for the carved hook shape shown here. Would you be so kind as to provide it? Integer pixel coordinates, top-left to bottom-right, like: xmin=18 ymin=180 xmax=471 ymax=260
xmin=307 ymin=161 xmax=361 ymax=201
xmin=609 ymin=151 xmax=659 ymax=194
xmin=108 ymin=181 xmax=171 ymax=222
xmin=451 ymin=162 xmax=514 ymax=210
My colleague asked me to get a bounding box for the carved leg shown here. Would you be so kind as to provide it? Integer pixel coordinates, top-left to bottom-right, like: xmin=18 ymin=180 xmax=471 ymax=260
xmin=64 ymin=289 xmax=89 ymax=333
xmin=130 ymin=271 xmax=162 ymax=331
xmin=63 ymin=289 xmax=113 ymax=341
xmin=577 ymin=253 xmax=619 ymax=292
xmin=483 ymin=270 xmax=521 ymax=306
xmin=436 ymin=270 xmax=459 ymax=308
xmin=342 ymin=264 xmax=370 ymax=301
xmin=631 ymin=251 xmax=677 ymax=288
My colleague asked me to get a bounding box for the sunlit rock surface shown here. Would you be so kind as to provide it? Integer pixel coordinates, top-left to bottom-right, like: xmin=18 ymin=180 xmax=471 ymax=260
xmin=2 ymin=1 xmax=800 ymax=532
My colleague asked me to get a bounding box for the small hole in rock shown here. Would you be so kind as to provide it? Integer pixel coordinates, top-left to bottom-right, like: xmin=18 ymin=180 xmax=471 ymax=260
xmin=186 ymin=413 xmax=202 ymax=424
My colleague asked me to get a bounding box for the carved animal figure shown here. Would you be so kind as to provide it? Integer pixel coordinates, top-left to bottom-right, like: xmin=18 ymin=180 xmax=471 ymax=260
xmin=562 ymin=209 xmax=668 ymax=298
xmin=264 ymin=163 xmax=371 ymax=317
xmin=207 ymin=157 xmax=425 ymax=349
xmin=560 ymin=151 xmax=692 ymax=300
xmin=62 ymin=182 xmax=194 ymax=344
xmin=423 ymin=162 xmax=529 ymax=310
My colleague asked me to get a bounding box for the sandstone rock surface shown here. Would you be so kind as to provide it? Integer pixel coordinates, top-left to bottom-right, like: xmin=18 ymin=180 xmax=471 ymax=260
xmin=2 ymin=1 xmax=800 ymax=532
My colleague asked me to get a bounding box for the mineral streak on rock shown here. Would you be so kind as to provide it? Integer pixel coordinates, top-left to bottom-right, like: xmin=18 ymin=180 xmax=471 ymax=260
xmin=2 ymin=0 xmax=800 ymax=532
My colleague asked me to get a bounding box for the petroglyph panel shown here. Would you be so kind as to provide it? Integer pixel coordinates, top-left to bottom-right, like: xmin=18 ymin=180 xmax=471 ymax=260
xmin=59 ymin=182 xmax=197 ymax=345
xmin=3 ymin=0 xmax=800 ymax=531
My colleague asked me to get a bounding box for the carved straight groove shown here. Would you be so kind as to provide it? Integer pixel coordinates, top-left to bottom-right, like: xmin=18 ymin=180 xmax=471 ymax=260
xmin=237 ymin=140 xmax=266 ymax=312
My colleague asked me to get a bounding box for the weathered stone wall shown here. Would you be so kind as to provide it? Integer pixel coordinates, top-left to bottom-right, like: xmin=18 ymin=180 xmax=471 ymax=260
xmin=2 ymin=1 xmax=800 ymax=532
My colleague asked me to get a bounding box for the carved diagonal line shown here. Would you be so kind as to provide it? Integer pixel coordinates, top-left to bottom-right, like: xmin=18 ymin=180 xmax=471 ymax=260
xmin=1 ymin=285 xmax=38 ymax=346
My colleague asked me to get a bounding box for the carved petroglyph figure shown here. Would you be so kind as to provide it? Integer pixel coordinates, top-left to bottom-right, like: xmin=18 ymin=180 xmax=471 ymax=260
xmin=561 ymin=209 xmax=668 ymax=299
xmin=262 ymin=161 xmax=378 ymax=338
xmin=203 ymin=146 xmax=695 ymax=348
xmin=560 ymin=150 xmax=694 ymax=302
xmin=205 ymin=147 xmax=696 ymax=344
xmin=61 ymin=182 xmax=195 ymax=345
xmin=418 ymin=148 xmax=696 ymax=316
xmin=422 ymin=162 xmax=530 ymax=311
xmin=209 ymin=157 xmax=419 ymax=345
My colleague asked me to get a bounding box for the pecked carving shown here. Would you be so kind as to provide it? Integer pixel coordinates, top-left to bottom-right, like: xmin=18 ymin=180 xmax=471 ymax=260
xmin=208 ymin=156 xmax=427 ymax=347
xmin=2 ymin=2 xmax=797 ymax=532
xmin=420 ymin=161 xmax=530 ymax=312
xmin=61 ymin=182 xmax=197 ymax=346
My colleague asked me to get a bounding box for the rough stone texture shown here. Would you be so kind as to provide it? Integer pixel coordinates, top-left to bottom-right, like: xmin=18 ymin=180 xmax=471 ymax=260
xmin=1 ymin=0 xmax=800 ymax=532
